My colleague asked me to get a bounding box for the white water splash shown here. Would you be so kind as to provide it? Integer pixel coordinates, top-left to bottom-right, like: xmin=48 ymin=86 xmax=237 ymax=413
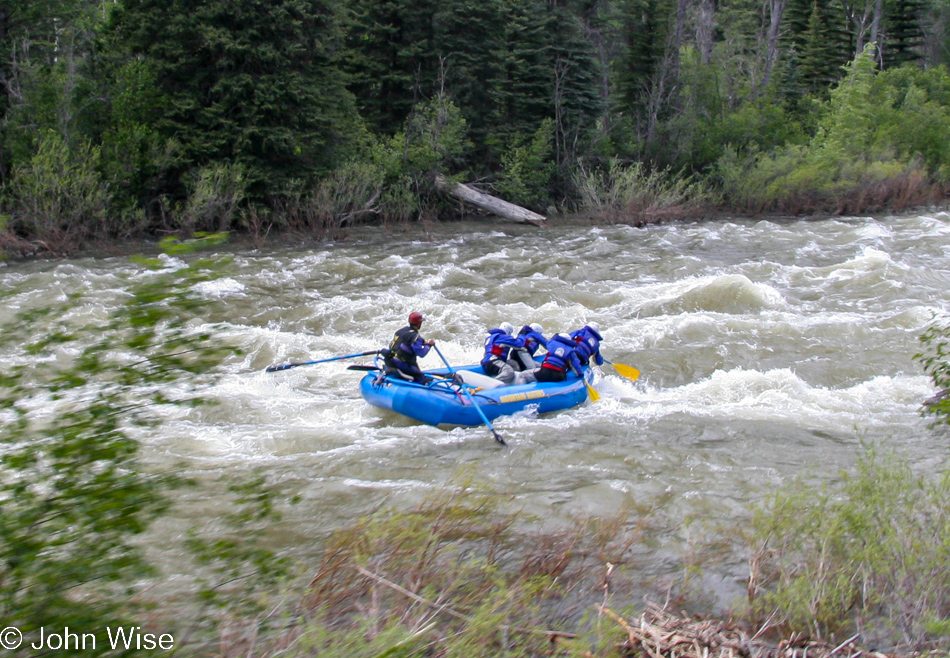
xmin=5 ymin=212 xmax=950 ymax=609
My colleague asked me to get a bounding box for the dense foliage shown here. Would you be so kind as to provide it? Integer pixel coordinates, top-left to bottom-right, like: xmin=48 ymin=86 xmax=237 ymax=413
xmin=0 ymin=239 xmax=291 ymax=651
xmin=2 ymin=0 xmax=950 ymax=253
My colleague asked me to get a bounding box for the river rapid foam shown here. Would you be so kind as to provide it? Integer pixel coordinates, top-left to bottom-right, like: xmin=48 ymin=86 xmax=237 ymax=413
xmin=3 ymin=213 xmax=949 ymax=609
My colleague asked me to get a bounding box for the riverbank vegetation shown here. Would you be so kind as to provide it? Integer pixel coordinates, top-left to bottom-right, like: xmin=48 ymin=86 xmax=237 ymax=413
xmin=3 ymin=0 xmax=950 ymax=257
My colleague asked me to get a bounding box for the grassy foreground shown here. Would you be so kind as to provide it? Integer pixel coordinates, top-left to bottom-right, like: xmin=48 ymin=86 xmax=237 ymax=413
xmin=200 ymin=450 xmax=950 ymax=658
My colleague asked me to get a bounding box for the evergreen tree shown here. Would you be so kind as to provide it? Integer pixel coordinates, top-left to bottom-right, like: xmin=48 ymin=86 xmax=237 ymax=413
xmin=884 ymin=0 xmax=926 ymax=67
xmin=615 ymin=0 xmax=674 ymax=116
xmin=496 ymin=0 xmax=555 ymax=144
xmin=783 ymin=0 xmax=852 ymax=97
xmin=343 ymin=0 xmax=439 ymax=136
xmin=919 ymin=0 xmax=950 ymax=67
xmin=432 ymin=0 xmax=508 ymax=167
xmin=103 ymin=0 xmax=360 ymax=201
xmin=343 ymin=0 xmax=601 ymax=183
xmin=0 ymin=0 xmax=102 ymax=181
xmin=799 ymin=1 xmax=838 ymax=89
xmin=549 ymin=2 xmax=605 ymax=172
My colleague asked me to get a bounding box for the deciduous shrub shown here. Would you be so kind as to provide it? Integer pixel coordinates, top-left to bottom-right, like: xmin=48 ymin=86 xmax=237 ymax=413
xmin=496 ymin=119 xmax=556 ymax=211
xmin=4 ymin=132 xmax=110 ymax=252
xmin=916 ymin=314 xmax=950 ymax=427
xmin=181 ymin=163 xmax=249 ymax=233
xmin=573 ymin=157 xmax=709 ymax=224
xmin=714 ymin=47 xmax=950 ymax=215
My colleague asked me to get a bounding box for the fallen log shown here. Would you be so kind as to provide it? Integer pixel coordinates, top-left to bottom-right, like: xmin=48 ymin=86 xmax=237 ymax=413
xmin=435 ymin=174 xmax=548 ymax=227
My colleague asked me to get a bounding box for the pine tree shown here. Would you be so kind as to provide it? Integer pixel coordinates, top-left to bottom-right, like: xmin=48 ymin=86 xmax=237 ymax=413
xmin=884 ymin=0 xmax=925 ymax=67
xmin=343 ymin=0 xmax=439 ymax=136
xmin=104 ymin=0 xmax=360 ymax=200
xmin=799 ymin=1 xmax=836 ymax=89
xmin=496 ymin=0 xmax=555 ymax=144
xmin=783 ymin=0 xmax=852 ymax=96
xmin=432 ymin=0 xmax=508 ymax=167
xmin=615 ymin=0 xmax=674 ymax=115
xmin=549 ymin=2 xmax=604 ymax=171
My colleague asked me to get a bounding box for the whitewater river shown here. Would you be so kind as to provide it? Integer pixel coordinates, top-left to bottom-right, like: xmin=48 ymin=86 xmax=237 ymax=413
xmin=4 ymin=212 xmax=950 ymax=612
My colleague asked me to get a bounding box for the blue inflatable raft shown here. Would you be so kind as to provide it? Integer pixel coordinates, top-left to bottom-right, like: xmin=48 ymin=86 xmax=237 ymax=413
xmin=359 ymin=362 xmax=593 ymax=427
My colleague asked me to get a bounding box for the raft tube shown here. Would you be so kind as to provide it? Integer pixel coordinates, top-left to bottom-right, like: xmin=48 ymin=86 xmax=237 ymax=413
xmin=359 ymin=363 xmax=593 ymax=427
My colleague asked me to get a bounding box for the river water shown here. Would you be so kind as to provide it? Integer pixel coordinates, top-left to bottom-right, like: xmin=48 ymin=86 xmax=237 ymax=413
xmin=4 ymin=213 xmax=949 ymax=611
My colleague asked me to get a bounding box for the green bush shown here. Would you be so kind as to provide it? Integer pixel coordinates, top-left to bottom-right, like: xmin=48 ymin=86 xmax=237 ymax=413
xmin=4 ymin=132 xmax=111 ymax=251
xmin=916 ymin=314 xmax=950 ymax=426
xmin=402 ymin=95 xmax=471 ymax=176
xmin=180 ymin=162 xmax=249 ymax=232
xmin=301 ymin=161 xmax=386 ymax=231
xmin=714 ymin=48 xmax=950 ymax=213
xmin=330 ymin=94 xmax=471 ymax=224
xmin=496 ymin=119 xmax=556 ymax=211
xmin=747 ymin=447 xmax=950 ymax=650
xmin=874 ymin=66 xmax=950 ymax=183
xmin=573 ymin=157 xmax=709 ymax=224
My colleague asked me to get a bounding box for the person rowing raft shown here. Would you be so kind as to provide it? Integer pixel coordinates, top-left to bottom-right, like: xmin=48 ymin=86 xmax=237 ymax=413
xmin=571 ymin=321 xmax=603 ymax=367
xmin=383 ymin=312 xmax=435 ymax=384
xmin=516 ymin=333 xmax=583 ymax=385
xmin=510 ymin=323 xmax=547 ymax=371
xmin=481 ymin=322 xmax=525 ymax=384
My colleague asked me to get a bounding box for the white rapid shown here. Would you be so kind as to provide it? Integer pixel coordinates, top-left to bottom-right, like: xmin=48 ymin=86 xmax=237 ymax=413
xmin=3 ymin=212 xmax=949 ymax=609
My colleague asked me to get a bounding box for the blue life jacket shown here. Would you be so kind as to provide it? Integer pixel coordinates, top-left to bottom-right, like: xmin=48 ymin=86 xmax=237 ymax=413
xmin=481 ymin=329 xmax=525 ymax=366
xmin=570 ymin=326 xmax=603 ymax=366
xmin=518 ymin=326 xmax=547 ymax=356
xmin=540 ymin=334 xmax=582 ymax=375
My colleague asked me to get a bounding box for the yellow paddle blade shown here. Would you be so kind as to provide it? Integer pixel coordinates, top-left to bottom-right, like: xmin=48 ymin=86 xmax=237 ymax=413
xmin=611 ymin=362 xmax=640 ymax=382
xmin=585 ymin=381 xmax=600 ymax=402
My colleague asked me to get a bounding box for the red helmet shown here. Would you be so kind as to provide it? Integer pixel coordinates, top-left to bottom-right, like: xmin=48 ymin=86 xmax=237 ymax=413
xmin=408 ymin=312 xmax=424 ymax=326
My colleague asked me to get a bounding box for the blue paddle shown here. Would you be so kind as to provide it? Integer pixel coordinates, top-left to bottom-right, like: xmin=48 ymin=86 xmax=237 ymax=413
xmin=433 ymin=346 xmax=506 ymax=445
xmin=266 ymin=350 xmax=380 ymax=373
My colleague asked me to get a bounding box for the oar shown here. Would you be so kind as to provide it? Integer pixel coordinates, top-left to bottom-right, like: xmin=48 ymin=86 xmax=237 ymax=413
xmin=585 ymin=374 xmax=600 ymax=402
xmin=347 ymin=364 xmax=457 ymax=383
xmin=266 ymin=350 xmax=380 ymax=373
xmin=433 ymin=346 xmax=506 ymax=446
xmin=602 ymin=358 xmax=640 ymax=382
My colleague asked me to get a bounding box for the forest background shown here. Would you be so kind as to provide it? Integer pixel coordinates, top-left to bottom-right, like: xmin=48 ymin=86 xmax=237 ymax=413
xmin=3 ymin=0 xmax=950 ymax=255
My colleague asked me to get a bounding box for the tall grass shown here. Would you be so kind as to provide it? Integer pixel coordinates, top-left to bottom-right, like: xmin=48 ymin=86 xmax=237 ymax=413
xmin=213 ymin=477 xmax=653 ymax=657
xmin=198 ymin=452 xmax=950 ymax=656
xmin=746 ymin=446 xmax=950 ymax=651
